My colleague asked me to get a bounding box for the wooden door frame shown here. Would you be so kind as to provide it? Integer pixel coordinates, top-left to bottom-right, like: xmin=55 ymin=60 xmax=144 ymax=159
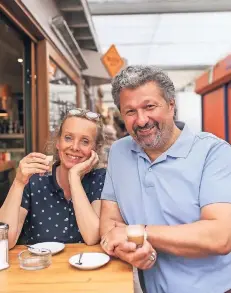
xmin=0 ymin=2 xmax=82 ymax=153
xmin=0 ymin=5 xmax=37 ymax=154
xmin=30 ymin=42 xmax=37 ymax=152
xmin=36 ymin=40 xmax=82 ymax=152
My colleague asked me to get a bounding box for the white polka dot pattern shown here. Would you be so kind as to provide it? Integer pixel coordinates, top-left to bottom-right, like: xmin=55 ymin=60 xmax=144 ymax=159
xmin=19 ymin=167 xmax=106 ymax=245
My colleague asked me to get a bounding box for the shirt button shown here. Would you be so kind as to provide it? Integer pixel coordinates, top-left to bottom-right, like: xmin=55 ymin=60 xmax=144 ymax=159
xmin=148 ymin=168 xmax=152 ymax=172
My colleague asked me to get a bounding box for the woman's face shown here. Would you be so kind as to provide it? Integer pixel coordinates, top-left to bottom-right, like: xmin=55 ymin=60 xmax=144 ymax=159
xmin=56 ymin=116 xmax=98 ymax=169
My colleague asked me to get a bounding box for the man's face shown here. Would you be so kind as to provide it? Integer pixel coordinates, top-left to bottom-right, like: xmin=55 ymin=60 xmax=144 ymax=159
xmin=120 ymin=81 xmax=175 ymax=150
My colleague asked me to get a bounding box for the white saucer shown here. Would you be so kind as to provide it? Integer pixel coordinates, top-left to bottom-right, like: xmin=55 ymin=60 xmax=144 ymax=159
xmin=69 ymin=252 xmax=110 ymax=270
xmin=28 ymin=242 xmax=65 ymax=255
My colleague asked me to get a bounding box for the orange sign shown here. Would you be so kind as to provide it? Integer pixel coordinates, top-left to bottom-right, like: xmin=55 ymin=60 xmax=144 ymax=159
xmin=101 ymin=45 xmax=124 ymax=78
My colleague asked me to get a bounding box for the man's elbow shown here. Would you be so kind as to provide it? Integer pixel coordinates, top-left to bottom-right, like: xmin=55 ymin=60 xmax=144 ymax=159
xmin=212 ymin=236 xmax=231 ymax=255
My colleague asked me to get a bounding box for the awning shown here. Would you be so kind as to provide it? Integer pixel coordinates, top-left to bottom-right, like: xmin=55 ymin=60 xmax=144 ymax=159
xmin=82 ymin=49 xmax=111 ymax=86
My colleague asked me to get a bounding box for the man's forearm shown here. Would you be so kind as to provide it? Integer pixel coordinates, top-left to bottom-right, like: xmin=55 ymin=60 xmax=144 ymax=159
xmin=100 ymin=216 xmax=117 ymax=238
xmin=146 ymin=220 xmax=231 ymax=257
xmin=100 ymin=200 xmax=125 ymax=238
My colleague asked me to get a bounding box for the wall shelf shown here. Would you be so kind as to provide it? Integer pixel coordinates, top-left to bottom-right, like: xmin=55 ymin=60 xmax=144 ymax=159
xmin=0 ymin=134 xmax=24 ymax=139
xmin=0 ymin=148 xmax=25 ymax=153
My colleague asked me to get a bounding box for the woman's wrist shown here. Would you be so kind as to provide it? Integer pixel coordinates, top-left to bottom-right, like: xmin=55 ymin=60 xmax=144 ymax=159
xmin=68 ymin=171 xmax=81 ymax=183
xmin=13 ymin=178 xmax=26 ymax=189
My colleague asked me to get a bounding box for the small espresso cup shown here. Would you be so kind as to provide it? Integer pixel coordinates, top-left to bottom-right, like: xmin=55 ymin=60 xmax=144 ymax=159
xmin=46 ymin=155 xmax=54 ymax=176
xmin=40 ymin=155 xmax=54 ymax=177
xmin=126 ymin=225 xmax=145 ymax=246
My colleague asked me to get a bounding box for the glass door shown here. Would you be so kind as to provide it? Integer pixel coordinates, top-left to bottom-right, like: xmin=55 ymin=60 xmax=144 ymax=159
xmin=0 ymin=10 xmax=32 ymax=164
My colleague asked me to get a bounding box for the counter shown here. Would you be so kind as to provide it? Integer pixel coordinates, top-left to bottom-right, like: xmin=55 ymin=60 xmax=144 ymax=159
xmin=0 ymin=160 xmax=16 ymax=172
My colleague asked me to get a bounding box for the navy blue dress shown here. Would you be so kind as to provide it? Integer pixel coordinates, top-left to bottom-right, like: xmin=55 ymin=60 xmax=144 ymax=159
xmin=18 ymin=162 xmax=106 ymax=244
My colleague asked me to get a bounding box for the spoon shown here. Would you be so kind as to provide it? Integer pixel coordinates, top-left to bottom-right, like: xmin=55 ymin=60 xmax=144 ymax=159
xmin=26 ymin=245 xmax=47 ymax=253
xmin=75 ymin=253 xmax=83 ymax=265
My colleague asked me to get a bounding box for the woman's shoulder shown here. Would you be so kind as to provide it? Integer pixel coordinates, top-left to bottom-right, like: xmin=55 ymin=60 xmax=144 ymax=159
xmin=27 ymin=173 xmax=45 ymax=185
xmin=88 ymin=168 xmax=106 ymax=180
xmin=83 ymin=168 xmax=106 ymax=188
xmin=84 ymin=168 xmax=106 ymax=200
xmin=24 ymin=174 xmax=40 ymax=189
xmin=26 ymin=173 xmax=54 ymax=190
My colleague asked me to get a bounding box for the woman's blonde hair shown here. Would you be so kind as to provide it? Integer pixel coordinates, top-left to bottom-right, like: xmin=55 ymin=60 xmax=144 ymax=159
xmin=45 ymin=110 xmax=105 ymax=165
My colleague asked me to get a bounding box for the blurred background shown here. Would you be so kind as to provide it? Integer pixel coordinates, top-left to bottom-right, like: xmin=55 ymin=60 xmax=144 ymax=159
xmin=1 ymin=0 xmax=231 ymax=202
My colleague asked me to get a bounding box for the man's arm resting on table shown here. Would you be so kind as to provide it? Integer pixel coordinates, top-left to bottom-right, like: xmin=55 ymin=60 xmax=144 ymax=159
xmin=146 ymin=203 xmax=231 ymax=257
xmin=100 ymin=200 xmax=128 ymax=255
xmin=100 ymin=200 xmax=125 ymax=237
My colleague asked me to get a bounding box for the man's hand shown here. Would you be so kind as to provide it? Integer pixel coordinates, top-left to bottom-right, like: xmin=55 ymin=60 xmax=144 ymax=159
xmin=114 ymin=240 xmax=157 ymax=270
xmin=100 ymin=225 xmax=128 ymax=256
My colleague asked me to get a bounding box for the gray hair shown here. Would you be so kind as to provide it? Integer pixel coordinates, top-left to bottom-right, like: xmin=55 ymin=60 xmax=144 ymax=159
xmin=111 ymin=65 xmax=176 ymax=111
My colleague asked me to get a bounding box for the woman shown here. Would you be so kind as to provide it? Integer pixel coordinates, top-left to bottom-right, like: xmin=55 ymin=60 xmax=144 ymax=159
xmin=0 ymin=108 xmax=106 ymax=248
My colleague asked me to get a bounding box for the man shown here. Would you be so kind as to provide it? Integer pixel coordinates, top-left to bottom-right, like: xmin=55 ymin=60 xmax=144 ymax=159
xmin=100 ymin=65 xmax=231 ymax=293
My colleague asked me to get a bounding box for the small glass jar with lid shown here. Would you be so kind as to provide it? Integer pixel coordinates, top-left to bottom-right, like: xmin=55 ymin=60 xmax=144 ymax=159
xmin=0 ymin=222 xmax=9 ymax=270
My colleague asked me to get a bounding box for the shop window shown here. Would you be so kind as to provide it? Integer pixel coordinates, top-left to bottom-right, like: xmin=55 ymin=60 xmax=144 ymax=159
xmin=49 ymin=58 xmax=77 ymax=132
xmin=0 ymin=14 xmax=25 ymax=163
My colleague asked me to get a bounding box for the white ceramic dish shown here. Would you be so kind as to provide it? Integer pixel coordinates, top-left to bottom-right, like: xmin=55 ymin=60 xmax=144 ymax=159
xmin=69 ymin=252 xmax=110 ymax=270
xmin=28 ymin=242 xmax=65 ymax=255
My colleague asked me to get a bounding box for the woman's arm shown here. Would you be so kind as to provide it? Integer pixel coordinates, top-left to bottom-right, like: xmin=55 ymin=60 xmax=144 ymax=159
xmin=68 ymin=151 xmax=103 ymax=245
xmin=69 ymin=176 xmax=101 ymax=245
xmin=0 ymin=179 xmax=28 ymax=248
xmin=0 ymin=152 xmax=49 ymax=248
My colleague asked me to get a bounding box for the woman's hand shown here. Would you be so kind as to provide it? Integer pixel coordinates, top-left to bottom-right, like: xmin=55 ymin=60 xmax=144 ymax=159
xmin=15 ymin=152 xmax=50 ymax=186
xmin=68 ymin=150 xmax=99 ymax=182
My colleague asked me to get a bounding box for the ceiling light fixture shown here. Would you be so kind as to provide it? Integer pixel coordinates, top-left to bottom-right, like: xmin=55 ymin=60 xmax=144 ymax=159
xmin=0 ymin=109 xmax=8 ymax=117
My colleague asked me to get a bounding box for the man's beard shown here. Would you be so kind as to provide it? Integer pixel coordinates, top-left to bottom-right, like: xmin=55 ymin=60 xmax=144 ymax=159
xmin=133 ymin=121 xmax=173 ymax=150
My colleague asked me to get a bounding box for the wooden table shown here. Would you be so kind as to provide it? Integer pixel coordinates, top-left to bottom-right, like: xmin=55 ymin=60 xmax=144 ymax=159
xmin=0 ymin=244 xmax=133 ymax=293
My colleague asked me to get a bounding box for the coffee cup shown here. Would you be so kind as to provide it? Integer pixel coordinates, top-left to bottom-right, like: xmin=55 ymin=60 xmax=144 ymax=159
xmin=127 ymin=225 xmax=145 ymax=246
xmin=46 ymin=155 xmax=53 ymax=175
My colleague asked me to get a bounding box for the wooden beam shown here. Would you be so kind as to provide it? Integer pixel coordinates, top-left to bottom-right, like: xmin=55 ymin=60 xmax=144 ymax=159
xmin=36 ymin=40 xmax=49 ymax=153
xmin=0 ymin=2 xmax=37 ymax=42
xmin=30 ymin=42 xmax=37 ymax=152
xmin=60 ymin=5 xmax=83 ymax=12
xmin=75 ymin=36 xmax=93 ymax=41
xmin=88 ymin=1 xmax=231 ymax=15
xmin=68 ymin=22 xmax=88 ymax=28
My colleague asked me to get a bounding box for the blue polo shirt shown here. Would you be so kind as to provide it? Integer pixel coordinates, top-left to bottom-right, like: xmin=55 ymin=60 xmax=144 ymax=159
xmin=102 ymin=124 xmax=231 ymax=293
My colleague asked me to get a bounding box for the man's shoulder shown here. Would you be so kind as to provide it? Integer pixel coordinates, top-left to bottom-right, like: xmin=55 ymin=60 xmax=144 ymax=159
xmin=194 ymin=131 xmax=228 ymax=145
xmin=192 ymin=131 xmax=231 ymax=155
xmin=111 ymin=135 xmax=133 ymax=151
xmin=108 ymin=136 xmax=135 ymax=164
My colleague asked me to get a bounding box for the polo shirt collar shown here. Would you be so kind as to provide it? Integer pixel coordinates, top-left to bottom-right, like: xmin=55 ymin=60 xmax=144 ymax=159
xmin=166 ymin=124 xmax=195 ymax=158
xmin=130 ymin=123 xmax=195 ymax=159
